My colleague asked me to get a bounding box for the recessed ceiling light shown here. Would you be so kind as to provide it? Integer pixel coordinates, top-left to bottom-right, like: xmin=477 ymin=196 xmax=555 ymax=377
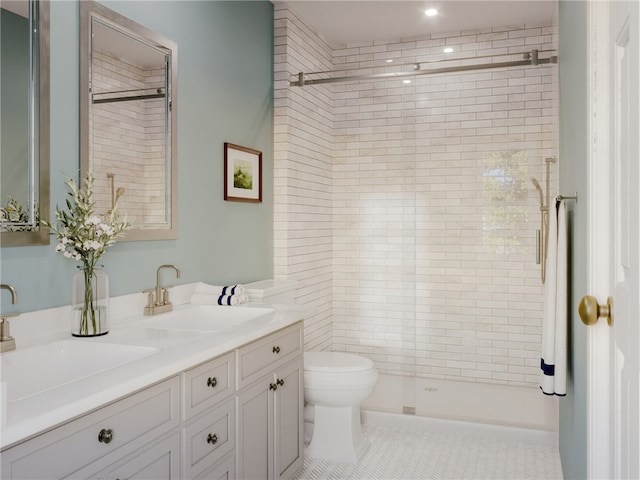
xmin=403 ymin=79 xmax=412 ymax=84
xmin=443 ymin=47 xmax=454 ymax=53
xmin=425 ymin=8 xmax=438 ymax=16
xmin=386 ymin=59 xmax=394 ymax=63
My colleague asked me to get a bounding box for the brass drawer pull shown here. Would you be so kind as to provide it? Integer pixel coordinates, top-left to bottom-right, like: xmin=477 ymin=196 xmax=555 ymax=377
xmin=207 ymin=433 xmax=218 ymax=445
xmin=272 ymin=346 xmax=281 ymax=354
xmin=98 ymin=428 xmax=114 ymax=444
xmin=269 ymin=383 xmax=278 ymax=391
xmin=207 ymin=376 xmax=218 ymax=388
xmin=276 ymin=378 xmax=285 ymax=387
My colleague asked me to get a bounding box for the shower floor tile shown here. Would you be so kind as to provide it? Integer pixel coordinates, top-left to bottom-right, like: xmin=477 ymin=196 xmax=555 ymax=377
xmin=295 ymin=423 xmax=563 ymax=480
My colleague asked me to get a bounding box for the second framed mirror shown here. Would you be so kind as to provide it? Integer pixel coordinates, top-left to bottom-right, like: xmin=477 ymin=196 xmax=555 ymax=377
xmin=80 ymin=1 xmax=177 ymax=241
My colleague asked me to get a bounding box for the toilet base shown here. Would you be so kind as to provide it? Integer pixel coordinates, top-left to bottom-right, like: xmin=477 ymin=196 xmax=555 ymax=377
xmin=304 ymin=404 xmax=369 ymax=464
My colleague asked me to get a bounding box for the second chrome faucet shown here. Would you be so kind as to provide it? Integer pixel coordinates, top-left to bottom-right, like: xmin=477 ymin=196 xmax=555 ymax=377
xmin=144 ymin=264 xmax=181 ymax=316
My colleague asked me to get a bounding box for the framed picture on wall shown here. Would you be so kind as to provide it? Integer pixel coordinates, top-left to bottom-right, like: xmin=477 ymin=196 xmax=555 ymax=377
xmin=224 ymin=143 xmax=262 ymax=203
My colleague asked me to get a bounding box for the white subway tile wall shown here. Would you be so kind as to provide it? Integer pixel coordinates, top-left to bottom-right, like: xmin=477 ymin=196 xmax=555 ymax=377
xmin=274 ymin=6 xmax=558 ymax=387
xmin=274 ymin=7 xmax=335 ymax=352
xmin=90 ymin=51 xmax=167 ymax=226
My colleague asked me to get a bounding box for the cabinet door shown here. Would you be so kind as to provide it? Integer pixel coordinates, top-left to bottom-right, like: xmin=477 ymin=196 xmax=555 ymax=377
xmin=236 ymin=374 xmax=274 ymax=480
xmin=274 ymin=358 xmax=304 ymax=480
xmin=4 ymin=377 xmax=180 ymax=480
xmin=103 ymin=431 xmax=180 ymax=480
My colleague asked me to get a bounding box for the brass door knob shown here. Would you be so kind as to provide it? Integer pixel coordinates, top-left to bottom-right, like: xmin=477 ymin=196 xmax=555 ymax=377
xmin=578 ymin=295 xmax=612 ymax=326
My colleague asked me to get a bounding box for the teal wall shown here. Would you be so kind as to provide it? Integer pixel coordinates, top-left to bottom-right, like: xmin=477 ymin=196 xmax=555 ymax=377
xmin=0 ymin=1 xmax=274 ymax=312
xmin=558 ymin=1 xmax=588 ymax=478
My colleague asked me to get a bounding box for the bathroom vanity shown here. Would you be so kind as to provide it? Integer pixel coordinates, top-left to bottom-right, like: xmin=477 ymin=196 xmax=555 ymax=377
xmin=0 ymin=292 xmax=305 ymax=480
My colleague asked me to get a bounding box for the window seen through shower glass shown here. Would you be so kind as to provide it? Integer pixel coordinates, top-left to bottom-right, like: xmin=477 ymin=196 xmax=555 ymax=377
xmin=482 ymin=150 xmax=528 ymax=252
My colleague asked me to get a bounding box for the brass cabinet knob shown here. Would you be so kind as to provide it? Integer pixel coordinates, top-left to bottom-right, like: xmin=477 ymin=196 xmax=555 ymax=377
xmin=578 ymin=295 xmax=612 ymax=326
xmin=272 ymin=346 xmax=281 ymax=354
xmin=207 ymin=433 xmax=218 ymax=445
xmin=207 ymin=377 xmax=217 ymax=388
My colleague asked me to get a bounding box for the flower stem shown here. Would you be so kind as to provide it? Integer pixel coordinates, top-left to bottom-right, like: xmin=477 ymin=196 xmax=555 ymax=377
xmin=80 ymin=266 xmax=99 ymax=335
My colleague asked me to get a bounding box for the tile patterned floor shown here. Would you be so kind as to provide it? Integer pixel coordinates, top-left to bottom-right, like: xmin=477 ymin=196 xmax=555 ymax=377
xmin=295 ymin=423 xmax=563 ymax=480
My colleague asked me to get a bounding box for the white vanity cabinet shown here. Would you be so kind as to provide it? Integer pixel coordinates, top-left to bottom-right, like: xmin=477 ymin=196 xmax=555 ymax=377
xmin=236 ymin=322 xmax=304 ymax=480
xmin=0 ymin=320 xmax=304 ymax=480
xmin=0 ymin=376 xmax=181 ymax=480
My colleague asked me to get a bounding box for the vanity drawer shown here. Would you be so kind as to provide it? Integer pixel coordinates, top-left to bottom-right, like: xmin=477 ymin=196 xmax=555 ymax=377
xmin=193 ymin=452 xmax=235 ymax=480
xmin=183 ymin=351 xmax=234 ymax=420
xmin=236 ymin=322 xmax=302 ymax=390
xmin=183 ymin=399 xmax=235 ymax=479
xmin=3 ymin=376 xmax=180 ymax=480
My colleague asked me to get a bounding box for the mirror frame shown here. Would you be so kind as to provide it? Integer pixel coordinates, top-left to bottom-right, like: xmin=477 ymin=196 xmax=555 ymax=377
xmin=1 ymin=0 xmax=50 ymax=247
xmin=79 ymin=1 xmax=178 ymax=241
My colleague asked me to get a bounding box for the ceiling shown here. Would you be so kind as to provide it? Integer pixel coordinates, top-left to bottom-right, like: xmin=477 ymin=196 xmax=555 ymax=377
xmin=275 ymin=0 xmax=556 ymax=46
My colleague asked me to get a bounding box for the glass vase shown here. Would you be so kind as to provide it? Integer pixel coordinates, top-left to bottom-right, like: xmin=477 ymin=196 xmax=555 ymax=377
xmin=71 ymin=266 xmax=109 ymax=337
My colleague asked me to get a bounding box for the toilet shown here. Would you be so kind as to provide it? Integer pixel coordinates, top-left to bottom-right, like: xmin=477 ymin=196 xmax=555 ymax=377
xmin=303 ymin=351 xmax=379 ymax=463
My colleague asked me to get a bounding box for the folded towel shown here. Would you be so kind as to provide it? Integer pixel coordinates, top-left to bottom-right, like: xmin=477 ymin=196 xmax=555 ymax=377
xmin=195 ymin=282 xmax=246 ymax=296
xmin=191 ymin=293 xmax=249 ymax=306
xmin=217 ymin=294 xmax=249 ymax=306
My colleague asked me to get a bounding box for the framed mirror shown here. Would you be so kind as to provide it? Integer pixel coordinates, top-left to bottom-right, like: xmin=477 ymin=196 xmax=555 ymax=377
xmin=80 ymin=1 xmax=177 ymax=241
xmin=0 ymin=0 xmax=50 ymax=246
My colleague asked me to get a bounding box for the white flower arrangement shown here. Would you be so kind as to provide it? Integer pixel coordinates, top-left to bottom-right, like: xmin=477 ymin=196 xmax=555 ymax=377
xmin=44 ymin=172 xmax=130 ymax=336
xmin=45 ymin=173 xmax=129 ymax=269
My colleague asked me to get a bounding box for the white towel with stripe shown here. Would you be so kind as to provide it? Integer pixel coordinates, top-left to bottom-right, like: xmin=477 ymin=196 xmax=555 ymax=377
xmin=191 ymin=293 xmax=249 ymax=306
xmin=194 ymin=282 xmax=246 ymax=296
xmin=540 ymin=199 xmax=568 ymax=396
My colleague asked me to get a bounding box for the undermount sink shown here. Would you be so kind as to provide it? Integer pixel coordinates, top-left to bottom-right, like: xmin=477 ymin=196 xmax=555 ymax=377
xmin=133 ymin=305 xmax=275 ymax=332
xmin=1 ymin=340 xmax=160 ymax=402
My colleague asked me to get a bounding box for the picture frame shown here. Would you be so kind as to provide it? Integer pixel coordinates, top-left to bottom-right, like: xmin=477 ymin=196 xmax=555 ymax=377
xmin=224 ymin=143 xmax=262 ymax=203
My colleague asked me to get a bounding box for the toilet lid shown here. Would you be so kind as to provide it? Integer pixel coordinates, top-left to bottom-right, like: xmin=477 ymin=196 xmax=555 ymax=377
xmin=304 ymin=352 xmax=375 ymax=373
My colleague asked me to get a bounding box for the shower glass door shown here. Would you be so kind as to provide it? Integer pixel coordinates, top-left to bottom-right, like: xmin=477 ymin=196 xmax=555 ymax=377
xmin=400 ymin=68 xmax=418 ymax=414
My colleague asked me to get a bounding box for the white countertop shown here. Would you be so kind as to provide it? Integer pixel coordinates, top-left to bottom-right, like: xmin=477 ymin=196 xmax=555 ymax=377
xmin=0 ymin=283 xmax=307 ymax=450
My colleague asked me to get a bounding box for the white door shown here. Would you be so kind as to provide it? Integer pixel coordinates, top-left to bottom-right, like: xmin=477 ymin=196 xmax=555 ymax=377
xmin=587 ymin=1 xmax=640 ymax=478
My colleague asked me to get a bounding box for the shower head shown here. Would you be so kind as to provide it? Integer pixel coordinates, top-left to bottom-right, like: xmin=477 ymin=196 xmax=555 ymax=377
xmin=530 ymin=176 xmax=541 ymax=190
xmin=531 ymin=177 xmax=544 ymax=206
xmin=114 ymin=187 xmax=125 ymax=206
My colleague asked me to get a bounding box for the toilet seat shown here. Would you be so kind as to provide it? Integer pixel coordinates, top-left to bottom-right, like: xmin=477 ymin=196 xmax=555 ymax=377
xmin=305 ymin=351 xmax=375 ymax=373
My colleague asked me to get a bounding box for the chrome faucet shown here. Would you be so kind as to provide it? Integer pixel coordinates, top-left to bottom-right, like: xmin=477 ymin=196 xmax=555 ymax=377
xmin=143 ymin=265 xmax=181 ymax=316
xmin=1 ymin=284 xmax=19 ymax=353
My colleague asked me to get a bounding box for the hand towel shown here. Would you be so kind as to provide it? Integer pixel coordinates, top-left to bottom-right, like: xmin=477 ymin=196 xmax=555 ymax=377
xmin=540 ymin=199 xmax=567 ymax=396
xmin=195 ymin=282 xmax=246 ymax=296
xmin=216 ymin=294 xmax=249 ymax=306
xmin=190 ymin=293 xmax=249 ymax=306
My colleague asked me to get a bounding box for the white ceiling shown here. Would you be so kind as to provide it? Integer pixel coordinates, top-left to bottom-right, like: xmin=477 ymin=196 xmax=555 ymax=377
xmin=275 ymin=0 xmax=556 ymax=46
